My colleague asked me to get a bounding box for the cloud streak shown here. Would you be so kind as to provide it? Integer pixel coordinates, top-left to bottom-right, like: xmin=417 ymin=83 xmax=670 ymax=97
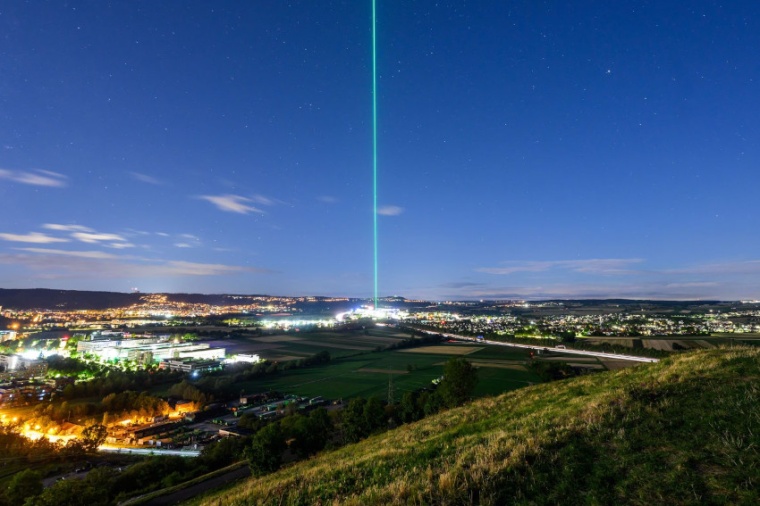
xmin=477 ymin=258 xmax=643 ymax=276
xmin=664 ymin=260 xmax=760 ymax=276
xmin=1 ymin=225 xmax=137 ymax=248
xmin=71 ymin=232 xmax=129 ymax=244
xmin=440 ymin=282 xmax=726 ymax=301
xmin=377 ymin=205 xmax=404 ymax=216
xmin=0 ymin=169 xmax=67 ymax=187
xmin=18 ymin=247 xmax=119 ymax=259
xmin=198 ymin=194 xmax=264 ymax=214
xmin=3 ymin=248 xmax=270 ymax=279
xmin=0 ymin=232 xmax=70 ymax=244
xmin=129 ymin=172 xmax=163 ymax=185
xmin=43 ymin=224 xmax=94 ymax=233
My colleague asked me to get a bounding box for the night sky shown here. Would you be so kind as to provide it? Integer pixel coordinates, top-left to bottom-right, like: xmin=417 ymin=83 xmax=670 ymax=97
xmin=1 ymin=1 xmax=759 ymax=301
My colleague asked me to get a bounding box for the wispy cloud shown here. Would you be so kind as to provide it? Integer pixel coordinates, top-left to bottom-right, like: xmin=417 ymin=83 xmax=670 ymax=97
xmin=477 ymin=258 xmax=643 ymax=276
xmin=129 ymin=172 xmax=163 ymax=185
xmin=43 ymin=224 xmax=94 ymax=233
xmin=250 ymin=194 xmax=278 ymax=206
xmin=441 ymin=281 xmax=488 ymax=289
xmin=377 ymin=205 xmax=404 ymax=216
xmin=106 ymin=242 xmax=135 ymax=249
xmin=4 ymin=248 xmax=269 ymax=278
xmin=441 ymin=282 xmax=724 ymax=301
xmin=0 ymin=169 xmax=67 ymax=187
xmin=663 ymin=282 xmax=719 ymax=289
xmin=71 ymin=232 xmax=129 ymax=244
xmin=159 ymin=261 xmax=255 ymax=276
xmin=18 ymin=248 xmax=119 ymax=259
xmin=198 ymin=194 xmax=264 ymax=214
xmin=173 ymin=233 xmax=202 ymax=248
xmin=0 ymin=232 xmax=69 ymax=244
xmin=664 ymin=260 xmax=760 ymax=276
xmin=318 ymin=195 xmax=337 ymax=204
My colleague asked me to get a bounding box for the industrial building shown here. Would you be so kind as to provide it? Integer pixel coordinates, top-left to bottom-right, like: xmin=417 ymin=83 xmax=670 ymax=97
xmin=77 ymin=335 xmax=225 ymax=364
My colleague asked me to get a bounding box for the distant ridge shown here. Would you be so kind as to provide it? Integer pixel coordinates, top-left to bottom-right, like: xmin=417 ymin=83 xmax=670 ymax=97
xmin=0 ymin=288 xmax=366 ymax=311
xmin=0 ymin=288 xmax=271 ymax=310
xmin=0 ymin=288 xmax=140 ymax=310
xmin=195 ymin=347 xmax=760 ymax=505
xmin=0 ymin=288 xmax=738 ymax=311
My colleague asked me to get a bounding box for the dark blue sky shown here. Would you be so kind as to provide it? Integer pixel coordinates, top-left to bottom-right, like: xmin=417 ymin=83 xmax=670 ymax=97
xmin=1 ymin=1 xmax=759 ymax=300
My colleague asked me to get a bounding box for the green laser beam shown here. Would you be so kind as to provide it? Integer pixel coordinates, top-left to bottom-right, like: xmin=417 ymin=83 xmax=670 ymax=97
xmin=372 ymin=0 xmax=378 ymax=309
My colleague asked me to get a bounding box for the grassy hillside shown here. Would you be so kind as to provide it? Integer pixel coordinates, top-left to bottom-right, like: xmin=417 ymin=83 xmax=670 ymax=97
xmin=193 ymin=347 xmax=760 ymax=505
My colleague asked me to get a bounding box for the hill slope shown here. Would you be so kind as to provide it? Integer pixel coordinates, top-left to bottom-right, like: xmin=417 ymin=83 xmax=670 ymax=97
xmin=194 ymin=348 xmax=760 ymax=505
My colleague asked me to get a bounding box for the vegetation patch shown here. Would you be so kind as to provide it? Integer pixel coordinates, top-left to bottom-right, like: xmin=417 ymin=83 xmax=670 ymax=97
xmin=294 ymin=340 xmax=372 ymax=351
xmin=399 ymin=346 xmax=483 ymax=355
xmin=466 ymin=361 xmax=528 ymax=371
xmin=254 ymin=336 xmax=305 ymax=343
xmin=192 ymin=347 xmax=760 ymax=506
xmin=355 ymin=368 xmax=408 ymax=374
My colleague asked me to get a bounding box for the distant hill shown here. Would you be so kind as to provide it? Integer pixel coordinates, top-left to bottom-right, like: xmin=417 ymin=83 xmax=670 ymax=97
xmin=0 ymin=288 xmax=403 ymax=312
xmin=0 ymin=288 xmax=745 ymax=314
xmin=0 ymin=288 xmax=140 ymax=310
xmin=193 ymin=347 xmax=760 ymax=505
xmin=0 ymin=288 xmax=274 ymax=310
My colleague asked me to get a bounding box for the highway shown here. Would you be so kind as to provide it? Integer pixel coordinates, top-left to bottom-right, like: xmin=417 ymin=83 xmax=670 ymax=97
xmin=424 ymin=331 xmax=659 ymax=363
xmin=98 ymin=445 xmax=200 ymax=457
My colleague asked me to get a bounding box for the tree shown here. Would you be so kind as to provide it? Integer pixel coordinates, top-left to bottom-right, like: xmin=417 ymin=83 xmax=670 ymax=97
xmin=291 ymin=408 xmax=333 ymax=457
xmin=422 ymin=391 xmax=445 ymax=415
xmin=80 ymin=424 xmax=107 ymax=452
xmin=341 ymin=398 xmax=368 ymax=443
xmin=246 ymin=423 xmax=286 ymax=476
xmin=29 ymin=474 xmax=109 ymax=506
xmin=6 ymin=469 xmax=43 ymax=505
xmin=362 ymin=397 xmax=386 ymax=434
xmin=200 ymin=436 xmax=248 ymax=468
xmin=399 ymin=391 xmax=421 ymax=423
xmin=437 ymin=357 xmax=478 ymax=408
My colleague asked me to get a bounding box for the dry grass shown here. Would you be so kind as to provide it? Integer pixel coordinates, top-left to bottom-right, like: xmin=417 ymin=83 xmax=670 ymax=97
xmin=598 ymin=358 xmax=639 ymax=370
xmin=190 ymin=347 xmax=760 ymax=506
xmin=461 ymin=361 xmax=527 ymax=371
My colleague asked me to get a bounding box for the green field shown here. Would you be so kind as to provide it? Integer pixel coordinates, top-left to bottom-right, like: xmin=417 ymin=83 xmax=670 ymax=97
xmin=217 ymin=327 xmax=413 ymax=362
xmin=231 ymin=330 xmax=545 ymax=400
xmin=199 ymin=327 xmax=639 ymax=401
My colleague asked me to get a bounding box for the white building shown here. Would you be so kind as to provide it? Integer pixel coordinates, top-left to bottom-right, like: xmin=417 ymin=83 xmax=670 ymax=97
xmin=77 ymin=337 xmax=225 ymax=363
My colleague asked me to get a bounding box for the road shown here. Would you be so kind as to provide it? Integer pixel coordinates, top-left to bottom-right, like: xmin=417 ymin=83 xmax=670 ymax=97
xmin=138 ymin=465 xmax=251 ymax=506
xmin=99 ymin=446 xmax=200 ymax=457
xmin=424 ymin=331 xmax=659 ymax=363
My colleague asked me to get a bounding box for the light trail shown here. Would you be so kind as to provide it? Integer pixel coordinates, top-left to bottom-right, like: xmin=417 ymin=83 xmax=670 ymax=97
xmin=99 ymin=445 xmax=200 ymax=457
xmin=372 ymin=0 xmax=379 ymax=309
xmin=420 ymin=330 xmax=660 ymax=363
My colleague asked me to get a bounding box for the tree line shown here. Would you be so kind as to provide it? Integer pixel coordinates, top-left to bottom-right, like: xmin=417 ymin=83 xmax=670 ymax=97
xmin=246 ymin=357 xmax=478 ymax=476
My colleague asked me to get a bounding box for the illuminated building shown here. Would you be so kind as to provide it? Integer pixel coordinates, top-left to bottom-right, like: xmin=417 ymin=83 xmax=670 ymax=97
xmin=0 ymin=354 xmax=48 ymax=377
xmin=159 ymin=358 xmax=222 ymax=373
xmin=0 ymin=331 xmax=17 ymax=342
xmin=77 ymin=337 xmax=225 ymax=363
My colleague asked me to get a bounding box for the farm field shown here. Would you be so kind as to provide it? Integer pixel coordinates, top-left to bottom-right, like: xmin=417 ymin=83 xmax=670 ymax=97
xmin=581 ymin=334 xmax=760 ymax=351
xmin=232 ymin=334 xmax=552 ymax=400
xmin=212 ymin=327 xmax=412 ymax=362
xmin=199 ymin=328 xmax=645 ymax=401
